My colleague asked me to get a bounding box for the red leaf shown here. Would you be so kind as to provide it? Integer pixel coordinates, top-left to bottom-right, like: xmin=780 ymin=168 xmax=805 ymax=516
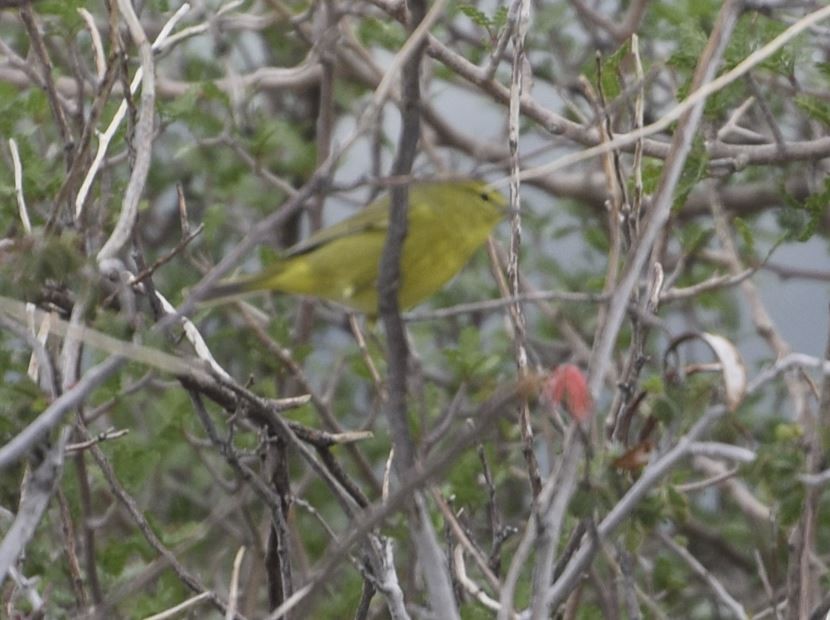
xmin=542 ymin=364 xmax=593 ymax=422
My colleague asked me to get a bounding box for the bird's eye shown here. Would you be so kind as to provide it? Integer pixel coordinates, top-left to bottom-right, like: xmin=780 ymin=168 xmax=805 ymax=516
xmin=480 ymin=191 xmax=490 ymax=201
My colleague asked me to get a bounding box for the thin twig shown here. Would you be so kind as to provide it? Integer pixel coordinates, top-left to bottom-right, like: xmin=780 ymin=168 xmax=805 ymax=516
xmin=504 ymin=0 xmax=541 ymax=501
xmin=658 ymin=530 xmax=747 ymax=619
xmin=404 ymin=289 xmax=605 ymax=321
xmin=226 ymin=547 xmax=246 ymax=620
xmin=7 ymin=138 xmax=31 ymax=233
xmin=130 ymin=224 xmax=205 ymax=286
xmin=19 ymin=4 xmax=74 ymax=163
xmin=96 ymin=0 xmax=158 ymax=262
xmin=75 ymin=4 xmax=190 ymax=221
xmin=514 ymin=4 xmax=830 ymax=183
xmin=142 ymin=592 xmax=213 ymax=620
xmin=65 ymin=428 xmax=130 ymax=453
xmin=77 ymin=8 xmax=106 ymax=80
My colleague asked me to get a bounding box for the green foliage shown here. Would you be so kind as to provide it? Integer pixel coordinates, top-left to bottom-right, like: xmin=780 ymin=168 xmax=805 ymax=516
xmin=750 ymin=424 xmax=805 ymax=526
xmin=698 ymin=286 xmax=741 ymax=332
xmin=622 ymin=518 xmax=645 ymax=553
xmin=99 ymin=533 xmax=153 ymax=576
xmin=149 ymin=0 xmax=172 ymax=12
xmin=0 ymin=371 xmax=45 ymax=439
xmin=586 ymin=40 xmax=632 ymax=102
xmin=641 ymin=374 xmax=665 ymax=395
xmin=1 ymin=0 xmax=827 ymax=616
xmin=569 ymin=483 xmax=597 ymax=519
xmin=131 ymin=572 xmax=190 ymax=618
xmin=457 ymin=3 xmax=508 ymax=39
xmin=0 ymin=371 xmax=45 ymax=506
xmin=159 ymin=83 xmax=229 ymax=134
xmin=493 ymin=6 xmax=509 ymax=30
xmin=665 ymin=484 xmax=689 ymax=522
xmin=647 ymin=1 xmax=800 ymax=119
xmin=109 ymin=431 xmax=164 ymax=490
xmin=780 ymin=177 xmax=830 ymax=242
xmin=795 ymin=94 xmax=830 ymax=128
xmin=650 ymin=2 xmax=709 ymax=76
xmin=726 ymin=14 xmax=793 ymax=77
xmin=34 ymin=0 xmax=85 ymax=28
xmin=310 ymin=570 xmax=367 ymax=618
xmin=0 ymin=84 xmax=45 ymax=134
xmin=733 ymin=217 xmax=756 ymax=257
xmin=582 ymin=223 xmax=609 ymax=254
xmin=652 ymin=550 xmax=687 ymax=593
xmin=640 ymin=158 xmax=664 ymax=196
xmin=357 ymin=16 xmax=406 ymax=50
xmin=445 ymin=449 xmax=485 ymax=506
xmin=0 ymin=233 xmax=85 ymax=299
xmin=653 ymin=0 xmax=720 ymax=27
xmin=443 ymin=325 xmax=501 ymax=381
xmin=632 ymin=490 xmax=664 ymax=529
xmin=651 ymin=395 xmax=680 ymax=426
xmin=573 ymin=604 xmax=605 ymax=619
xmin=461 ymin=600 xmax=499 ymax=619
xmin=1 ymin=129 xmax=61 ymax=207
xmin=672 ymin=137 xmax=709 ymax=211
xmin=248 ymin=117 xmax=316 ymax=178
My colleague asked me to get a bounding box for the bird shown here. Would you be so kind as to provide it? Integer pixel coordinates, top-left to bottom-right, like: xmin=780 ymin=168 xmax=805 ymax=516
xmin=202 ymin=179 xmax=507 ymax=315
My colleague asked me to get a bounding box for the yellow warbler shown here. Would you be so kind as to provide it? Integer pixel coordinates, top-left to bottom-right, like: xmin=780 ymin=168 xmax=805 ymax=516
xmin=204 ymin=180 xmax=506 ymax=314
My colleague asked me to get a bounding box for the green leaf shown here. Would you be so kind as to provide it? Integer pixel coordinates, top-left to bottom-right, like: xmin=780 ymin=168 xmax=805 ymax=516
xmin=594 ymin=40 xmax=631 ymax=102
xmin=492 ymin=6 xmax=509 ymax=29
xmin=640 ymin=159 xmax=663 ymax=195
xmin=733 ymin=217 xmax=756 ymax=256
xmin=248 ymin=118 xmax=316 ymax=177
xmin=817 ymin=61 xmax=830 ymax=81
xmin=652 ymin=552 xmax=686 ymax=592
xmin=652 ymin=396 xmax=679 ymax=425
xmin=99 ymin=534 xmax=149 ymax=576
xmin=641 ymin=374 xmax=665 ymax=395
xmin=457 ymin=3 xmax=509 ymax=40
xmin=672 ymin=137 xmax=709 ymax=211
xmin=0 ymin=233 xmax=86 ymax=299
xmin=634 ymin=491 xmax=664 ymax=529
xmin=110 ymin=438 xmax=162 ymax=489
xmin=446 ymin=450 xmax=483 ymax=506
xmin=357 ymin=16 xmax=406 ymax=50
xmin=780 ymin=176 xmax=830 ymax=242
xmin=36 ymin=0 xmax=85 ymax=25
xmin=583 ymin=225 xmax=609 ymax=253
xmin=795 ymin=94 xmax=830 ymax=128
xmin=459 ymin=5 xmax=493 ymax=29
xmin=666 ymin=485 xmax=689 ymax=522
xmin=443 ymin=325 xmax=500 ymax=380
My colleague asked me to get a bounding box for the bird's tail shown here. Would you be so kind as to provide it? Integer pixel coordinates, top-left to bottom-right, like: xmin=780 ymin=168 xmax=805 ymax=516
xmin=197 ymin=270 xmax=276 ymax=307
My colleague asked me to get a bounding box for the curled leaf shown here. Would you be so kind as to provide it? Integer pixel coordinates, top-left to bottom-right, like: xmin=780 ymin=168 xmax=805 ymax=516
xmin=698 ymin=333 xmax=747 ymax=411
xmin=664 ymin=331 xmax=747 ymax=411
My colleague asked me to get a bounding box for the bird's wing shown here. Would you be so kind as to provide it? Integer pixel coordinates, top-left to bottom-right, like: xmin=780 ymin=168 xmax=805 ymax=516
xmin=284 ymin=199 xmax=390 ymax=257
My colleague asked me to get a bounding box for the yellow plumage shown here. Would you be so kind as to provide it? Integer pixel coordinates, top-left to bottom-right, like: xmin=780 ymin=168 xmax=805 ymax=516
xmin=203 ymin=180 xmax=506 ymax=314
